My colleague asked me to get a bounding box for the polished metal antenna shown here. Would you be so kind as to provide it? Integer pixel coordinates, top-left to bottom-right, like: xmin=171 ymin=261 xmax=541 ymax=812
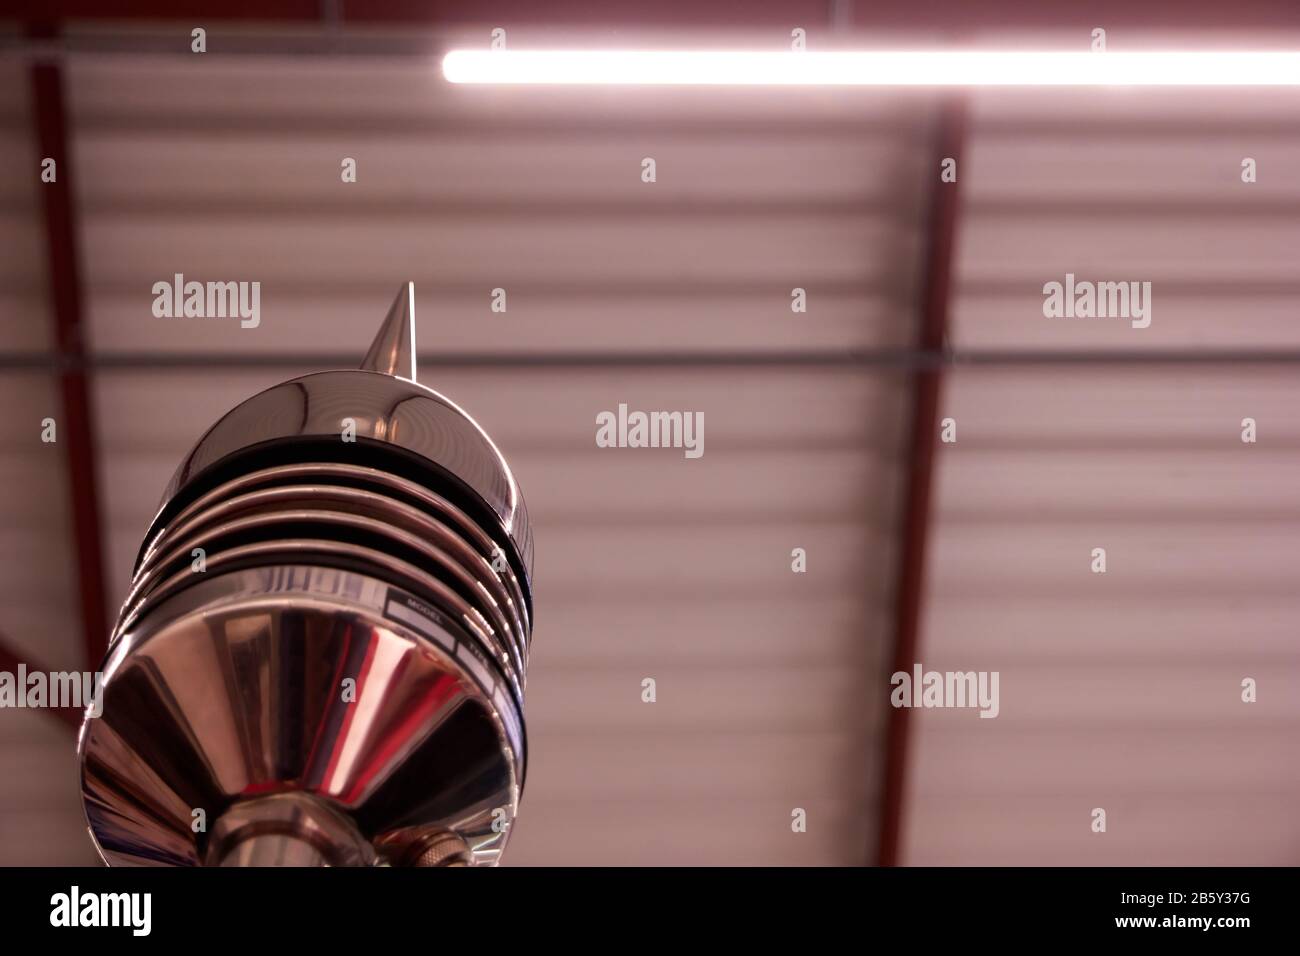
xmin=80 ymin=286 xmax=534 ymax=867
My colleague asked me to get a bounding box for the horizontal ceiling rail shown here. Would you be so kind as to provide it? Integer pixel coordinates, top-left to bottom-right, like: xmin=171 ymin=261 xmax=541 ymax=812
xmin=4 ymin=348 xmax=1300 ymax=371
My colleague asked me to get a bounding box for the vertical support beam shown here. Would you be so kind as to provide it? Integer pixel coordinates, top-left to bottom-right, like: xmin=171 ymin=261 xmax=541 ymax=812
xmin=29 ymin=33 xmax=110 ymax=670
xmin=876 ymin=95 xmax=967 ymax=866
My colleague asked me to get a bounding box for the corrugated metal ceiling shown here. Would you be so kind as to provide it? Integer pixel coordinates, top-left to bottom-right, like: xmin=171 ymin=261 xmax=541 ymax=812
xmin=1 ymin=48 xmax=928 ymax=865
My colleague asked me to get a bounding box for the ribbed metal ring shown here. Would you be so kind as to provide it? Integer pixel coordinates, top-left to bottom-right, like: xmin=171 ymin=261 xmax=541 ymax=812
xmin=128 ymin=496 xmax=527 ymax=686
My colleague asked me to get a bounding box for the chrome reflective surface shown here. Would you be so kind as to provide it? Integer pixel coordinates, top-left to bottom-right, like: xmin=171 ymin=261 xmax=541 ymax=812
xmin=142 ymin=461 xmax=530 ymax=639
xmin=207 ymin=793 xmax=377 ymax=867
xmin=127 ymin=506 xmax=525 ymax=702
xmin=79 ymin=286 xmax=534 ymax=867
xmin=155 ymin=368 xmax=533 ymax=585
xmin=153 ymin=283 xmax=533 ymax=587
xmin=82 ymin=566 xmax=522 ymax=867
xmin=360 ymin=280 xmax=417 ymax=381
xmin=131 ymin=476 xmax=529 ymax=672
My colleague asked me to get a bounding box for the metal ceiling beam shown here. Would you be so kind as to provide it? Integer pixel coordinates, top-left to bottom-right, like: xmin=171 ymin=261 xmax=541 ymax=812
xmin=5 ymin=0 xmax=1294 ymax=29
xmin=876 ymin=95 xmax=966 ymax=867
xmin=7 ymin=346 xmax=1300 ymax=372
xmin=29 ymin=33 xmax=111 ymax=672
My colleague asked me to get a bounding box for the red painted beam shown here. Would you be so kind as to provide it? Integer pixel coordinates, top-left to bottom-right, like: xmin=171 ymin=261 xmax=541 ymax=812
xmin=876 ymin=96 xmax=966 ymax=867
xmin=0 ymin=638 xmax=84 ymax=732
xmin=29 ymin=46 xmax=110 ymax=672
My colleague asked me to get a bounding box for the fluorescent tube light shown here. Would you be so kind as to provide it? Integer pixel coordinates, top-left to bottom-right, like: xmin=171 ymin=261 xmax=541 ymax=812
xmin=442 ymin=50 xmax=1300 ymax=86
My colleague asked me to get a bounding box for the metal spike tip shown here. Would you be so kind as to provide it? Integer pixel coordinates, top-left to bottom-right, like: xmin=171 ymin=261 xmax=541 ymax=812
xmin=360 ymin=282 xmax=417 ymax=381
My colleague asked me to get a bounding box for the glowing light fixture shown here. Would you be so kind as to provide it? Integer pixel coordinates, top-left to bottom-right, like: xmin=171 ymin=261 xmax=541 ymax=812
xmin=443 ymin=50 xmax=1300 ymax=86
